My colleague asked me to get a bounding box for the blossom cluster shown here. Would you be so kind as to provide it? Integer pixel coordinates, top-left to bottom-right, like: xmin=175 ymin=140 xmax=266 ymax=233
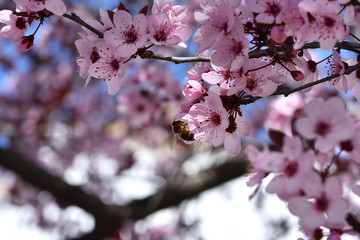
xmin=2 ymin=0 xmax=360 ymax=238
xmin=1 ymin=0 xmax=360 ymax=159
xmin=0 ymin=0 xmax=66 ymax=51
xmin=176 ymin=0 xmax=360 ymax=155
xmin=75 ymin=2 xmax=191 ymax=95
xmin=247 ymin=97 xmax=360 ymax=239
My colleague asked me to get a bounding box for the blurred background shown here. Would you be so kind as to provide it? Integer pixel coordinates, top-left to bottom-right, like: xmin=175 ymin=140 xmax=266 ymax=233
xmin=1 ymin=0 xmax=358 ymax=239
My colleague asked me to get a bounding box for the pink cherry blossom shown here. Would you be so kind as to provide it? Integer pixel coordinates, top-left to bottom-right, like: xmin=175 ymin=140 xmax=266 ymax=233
xmin=75 ymin=33 xmax=100 ymax=86
xmin=244 ymin=0 xmax=283 ymax=24
xmin=148 ymin=12 xmax=191 ymax=47
xmin=13 ymin=0 xmax=67 ymax=15
xmin=295 ymin=0 xmax=346 ymax=50
xmin=243 ymin=59 xmax=285 ymax=97
xmin=352 ymin=184 xmax=360 ymax=198
xmin=328 ymin=51 xmax=357 ymax=93
xmin=246 ymin=143 xmax=284 ymax=197
xmin=347 ymin=5 xmax=360 ymax=31
xmin=187 ymin=92 xmax=229 ymax=147
xmin=276 ymin=0 xmax=304 ymax=41
xmin=117 ymin=89 xmax=162 ymax=128
xmin=186 ymin=62 xmax=211 ymax=82
xmin=152 ymin=0 xmax=188 ymax=23
xmin=354 ymin=83 xmax=360 ymax=104
xmin=78 ymin=9 xmax=115 ymax=46
xmin=182 ymin=80 xmax=207 ymax=101
xmin=295 ymin=97 xmax=355 ymax=152
xmin=292 ymin=50 xmax=319 ymax=90
xmin=193 ymin=2 xmax=237 ymax=52
xmin=246 ymin=144 xmax=283 ymax=174
xmin=182 ymin=62 xmax=210 ymax=100
xmin=88 ymin=42 xmax=126 ymax=95
xmin=201 ymin=62 xmax=247 ymax=95
xmin=288 ymin=173 xmax=348 ymax=237
xmin=339 ymin=0 xmax=360 ymax=28
xmin=210 ymin=18 xmax=249 ymax=67
xmin=223 ymin=108 xmax=249 ymax=156
xmin=104 ymin=10 xmax=148 ymax=58
xmin=18 ymin=34 xmax=34 ymax=52
xmin=0 ymin=10 xmax=28 ymax=43
xmin=266 ymin=136 xmax=315 ymax=200
xmin=264 ymin=93 xmax=303 ymax=135
xmin=338 ymin=122 xmax=360 ymax=164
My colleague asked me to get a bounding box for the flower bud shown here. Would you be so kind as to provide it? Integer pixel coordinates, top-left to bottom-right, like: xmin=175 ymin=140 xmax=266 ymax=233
xmin=19 ymin=35 xmax=34 ymax=52
xmin=291 ymin=70 xmax=304 ymax=81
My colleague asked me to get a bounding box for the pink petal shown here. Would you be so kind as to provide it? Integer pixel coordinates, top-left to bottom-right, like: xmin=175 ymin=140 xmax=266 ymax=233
xmin=224 ymin=133 xmax=241 ymax=156
xmin=295 ymin=118 xmax=316 ymax=139
xmin=113 ymin=10 xmax=132 ymax=30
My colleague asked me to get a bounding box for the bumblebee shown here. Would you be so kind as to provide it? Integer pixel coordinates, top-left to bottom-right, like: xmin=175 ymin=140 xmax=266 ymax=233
xmin=171 ymin=120 xmax=194 ymax=146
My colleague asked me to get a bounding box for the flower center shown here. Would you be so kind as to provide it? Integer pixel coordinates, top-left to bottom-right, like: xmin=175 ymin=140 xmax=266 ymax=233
xmin=154 ymin=22 xmax=174 ymax=42
xmin=315 ymin=121 xmax=331 ymax=136
xmin=210 ymin=112 xmax=221 ymax=126
xmin=307 ymin=60 xmax=317 ymax=73
xmin=211 ymin=14 xmax=228 ymax=32
xmin=307 ymin=13 xmax=316 ymax=23
xmin=315 ymin=194 xmax=329 ymax=212
xmin=90 ymin=50 xmax=100 ymax=63
xmin=266 ymin=2 xmax=281 ymax=17
xmin=246 ymin=78 xmax=256 ymax=91
xmin=231 ymin=41 xmax=243 ymax=54
xmin=16 ymin=17 xmax=27 ymax=30
xmin=125 ymin=28 xmax=138 ymax=44
xmin=324 ymin=16 xmax=335 ymax=28
xmin=110 ymin=58 xmax=120 ymax=71
xmin=284 ymin=161 xmax=298 ymax=177
xmin=313 ymin=228 xmax=323 ymax=240
xmin=225 ymin=115 xmax=237 ymax=133
xmin=340 ymin=140 xmax=354 ymax=152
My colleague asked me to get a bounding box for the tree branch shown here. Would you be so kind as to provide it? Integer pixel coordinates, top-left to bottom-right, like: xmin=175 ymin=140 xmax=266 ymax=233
xmin=126 ymin=156 xmax=249 ymax=221
xmin=274 ymin=62 xmax=360 ymax=97
xmin=149 ymin=54 xmax=210 ymax=64
xmin=239 ymin=62 xmax=360 ymax=105
xmin=60 ymin=12 xmax=360 ymax=64
xmin=63 ymin=13 xmax=103 ymax=38
xmin=0 ymin=148 xmax=128 ymax=239
xmin=0 ymin=147 xmax=249 ymax=240
xmin=146 ymin=41 xmax=360 ymax=64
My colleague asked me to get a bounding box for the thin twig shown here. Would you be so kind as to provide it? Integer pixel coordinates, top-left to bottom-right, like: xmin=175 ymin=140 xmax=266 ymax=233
xmin=274 ymin=62 xmax=360 ymax=96
xmin=60 ymin=13 xmax=360 ymax=64
xmin=150 ymin=53 xmax=211 ymax=64
xmin=148 ymin=41 xmax=360 ymax=64
xmin=63 ymin=13 xmax=103 ymax=38
xmin=239 ymin=63 xmax=360 ymax=105
xmin=350 ymin=32 xmax=360 ymax=42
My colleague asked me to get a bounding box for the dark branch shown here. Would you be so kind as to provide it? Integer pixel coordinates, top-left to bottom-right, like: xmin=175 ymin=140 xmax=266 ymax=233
xmin=60 ymin=12 xmax=360 ymax=63
xmin=63 ymin=13 xmax=103 ymax=38
xmin=274 ymin=62 xmax=360 ymax=97
xmin=346 ymin=213 xmax=360 ymax=234
xmin=150 ymin=54 xmax=211 ymax=64
xmin=240 ymin=62 xmax=360 ymax=105
xmin=127 ymin=157 xmax=249 ymax=220
xmin=146 ymin=41 xmax=360 ymax=64
xmin=0 ymin=147 xmax=249 ymax=240
xmin=0 ymin=148 xmax=126 ymax=239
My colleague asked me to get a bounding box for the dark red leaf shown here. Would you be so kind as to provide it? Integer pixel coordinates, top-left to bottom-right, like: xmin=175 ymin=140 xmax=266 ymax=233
xmin=268 ymin=129 xmax=285 ymax=147
xmin=107 ymin=10 xmax=114 ymax=23
xmin=139 ymin=5 xmax=149 ymax=15
xmin=291 ymin=70 xmax=304 ymax=81
xmin=117 ymin=2 xmax=130 ymax=13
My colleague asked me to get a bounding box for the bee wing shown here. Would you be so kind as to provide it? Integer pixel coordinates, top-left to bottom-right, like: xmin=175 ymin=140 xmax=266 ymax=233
xmin=171 ymin=134 xmax=179 ymax=149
